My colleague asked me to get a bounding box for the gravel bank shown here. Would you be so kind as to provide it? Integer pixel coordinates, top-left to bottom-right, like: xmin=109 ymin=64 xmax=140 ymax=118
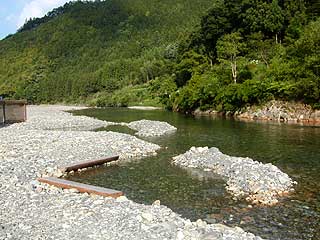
xmin=7 ymin=105 xmax=116 ymax=131
xmin=0 ymin=105 xmax=263 ymax=239
xmin=128 ymin=119 xmax=177 ymax=137
xmin=9 ymin=105 xmax=177 ymax=137
xmin=128 ymin=106 xmax=162 ymax=110
xmin=173 ymin=147 xmax=296 ymax=205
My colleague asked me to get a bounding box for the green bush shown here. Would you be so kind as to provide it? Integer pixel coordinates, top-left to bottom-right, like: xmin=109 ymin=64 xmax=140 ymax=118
xmin=149 ymin=76 xmax=177 ymax=109
xmin=89 ymin=83 xmax=161 ymax=108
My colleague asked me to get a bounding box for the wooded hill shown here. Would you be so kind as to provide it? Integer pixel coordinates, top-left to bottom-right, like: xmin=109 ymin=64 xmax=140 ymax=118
xmin=0 ymin=0 xmax=319 ymax=112
xmin=0 ymin=0 xmax=215 ymax=103
xmin=163 ymin=0 xmax=320 ymax=112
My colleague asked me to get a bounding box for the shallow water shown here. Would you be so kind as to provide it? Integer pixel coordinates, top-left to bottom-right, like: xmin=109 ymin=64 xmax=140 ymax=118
xmin=68 ymin=108 xmax=320 ymax=240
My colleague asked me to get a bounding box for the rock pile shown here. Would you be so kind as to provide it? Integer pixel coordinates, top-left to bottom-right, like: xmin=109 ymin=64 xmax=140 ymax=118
xmin=128 ymin=119 xmax=177 ymax=137
xmin=173 ymin=147 xmax=296 ymax=205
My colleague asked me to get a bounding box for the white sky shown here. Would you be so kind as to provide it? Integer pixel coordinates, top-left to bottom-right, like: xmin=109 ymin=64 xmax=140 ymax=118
xmin=17 ymin=0 xmax=79 ymax=27
xmin=0 ymin=0 xmax=96 ymax=39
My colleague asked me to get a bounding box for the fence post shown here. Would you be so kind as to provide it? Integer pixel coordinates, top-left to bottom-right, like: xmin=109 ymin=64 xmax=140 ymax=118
xmin=3 ymin=102 xmax=5 ymax=124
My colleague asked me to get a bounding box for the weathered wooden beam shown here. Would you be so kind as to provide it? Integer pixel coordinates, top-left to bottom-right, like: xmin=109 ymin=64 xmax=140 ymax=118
xmin=0 ymin=100 xmax=27 ymax=105
xmin=63 ymin=156 xmax=119 ymax=172
xmin=0 ymin=100 xmax=27 ymax=123
xmin=38 ymin=177 xmax=123 ymax=198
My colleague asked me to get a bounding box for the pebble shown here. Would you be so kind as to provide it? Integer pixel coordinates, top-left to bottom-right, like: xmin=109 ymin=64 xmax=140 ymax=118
xmin=141 ymin=212 xmax=154 ymax=222
xmin=116 ymin=196 xmax=129 ymax=202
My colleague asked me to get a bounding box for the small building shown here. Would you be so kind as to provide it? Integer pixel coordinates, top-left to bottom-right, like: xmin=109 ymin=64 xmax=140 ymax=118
xmin=0 ymin=100 xmax=27 ymax=124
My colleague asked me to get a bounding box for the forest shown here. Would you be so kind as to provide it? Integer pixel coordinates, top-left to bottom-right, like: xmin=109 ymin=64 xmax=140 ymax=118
xmin=0 ymin=0 xmax=319 ymax=113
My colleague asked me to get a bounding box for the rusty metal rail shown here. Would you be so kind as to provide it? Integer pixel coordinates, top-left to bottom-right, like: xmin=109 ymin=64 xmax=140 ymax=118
xmin=63 ymin=156 xmax=119 ymax=172
xmin=38 ymin=177 xmax=123 ymax=198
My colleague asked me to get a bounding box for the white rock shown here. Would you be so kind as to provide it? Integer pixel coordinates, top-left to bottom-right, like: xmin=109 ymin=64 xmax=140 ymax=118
xmin=141 ymin=212 xmax=154 ymax=222
xmin=116 ymin=196 xmax=129 ymax=202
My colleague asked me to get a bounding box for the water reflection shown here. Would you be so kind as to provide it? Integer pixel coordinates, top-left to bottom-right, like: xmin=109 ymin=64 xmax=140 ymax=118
xmin=69 ymin=108 xmax=320 ymax=240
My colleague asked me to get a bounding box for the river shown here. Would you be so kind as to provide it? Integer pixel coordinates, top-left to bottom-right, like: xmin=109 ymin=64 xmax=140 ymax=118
xmin=67 ymin=108 xmax=320 ymax=240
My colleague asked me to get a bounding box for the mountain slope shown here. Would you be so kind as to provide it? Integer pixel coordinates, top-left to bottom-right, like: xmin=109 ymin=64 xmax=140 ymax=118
xmin=0 ymin=0 xmax=215 ymax=102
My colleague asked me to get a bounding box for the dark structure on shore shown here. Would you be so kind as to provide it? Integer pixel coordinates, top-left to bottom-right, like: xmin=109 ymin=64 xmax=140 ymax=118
xmin=0 ymin=100 xmax=27 ymax=124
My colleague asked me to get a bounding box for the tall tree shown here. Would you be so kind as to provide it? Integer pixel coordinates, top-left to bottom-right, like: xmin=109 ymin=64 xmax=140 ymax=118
xmin=243 ymin=0 xmax=284 ymax=42
xmin=216 ymin=32 xmax=246 ymax=84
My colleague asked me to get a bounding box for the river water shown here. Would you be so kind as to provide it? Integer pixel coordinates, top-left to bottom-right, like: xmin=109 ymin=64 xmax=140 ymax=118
xmin=68 ymin=108 xmax=320 ymax=240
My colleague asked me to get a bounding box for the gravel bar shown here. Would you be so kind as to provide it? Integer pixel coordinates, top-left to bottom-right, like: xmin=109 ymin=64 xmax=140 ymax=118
xmin=0 ymin=105 xmax=263 ymax=240
xmin=127 ymin=120 xmax=177 ymax=137
xmin=6 ymin=105 xmax=119 ymax=131
xmin=173 ymin=147 xmax=296 ymax=205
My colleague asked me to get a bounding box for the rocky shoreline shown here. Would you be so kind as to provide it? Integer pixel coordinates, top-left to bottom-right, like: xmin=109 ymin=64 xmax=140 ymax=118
xmin=173 ymin=147 xmax=296 ymax=205
xmin=236 ymin=101 xmax=320 ymax=124
xmin=193 ymin=100 xmax=320 ymax=125
xmin=0 ymin=105 xmax=263 ymax=240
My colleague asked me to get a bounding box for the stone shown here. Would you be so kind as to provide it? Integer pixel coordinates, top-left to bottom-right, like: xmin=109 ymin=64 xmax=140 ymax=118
xmin=201 ymin=231 xmax=223 ymax=239
xmin=152 ymin=200 xmax=161 ymax=206
xmin=116 ymin=196 xmax=129 ymax=202
xmin=141 ymin=212 xmax=154 ymax=222
xmin=176 ymin=231 xmax=184 ymax=240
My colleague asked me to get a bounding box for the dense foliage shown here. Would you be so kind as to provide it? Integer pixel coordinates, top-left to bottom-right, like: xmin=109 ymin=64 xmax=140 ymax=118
xmin=157 ymin=0 xmax=320 ymax=112
xmin=0 ymin=0 xmax=215 ymax=103
xmin=0 ymin=0 xmax=319 ymax=112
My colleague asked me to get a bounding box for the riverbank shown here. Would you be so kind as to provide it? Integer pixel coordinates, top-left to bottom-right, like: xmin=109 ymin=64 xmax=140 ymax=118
xmin=193 ymin=101 xmax=320 ymax=125
xmin=128 ymin=106 xmax=163 ymax=110
xmin=236 ymin=101 xmax=320 ymax=124
xmin=0 ymin=105 xmax=263 ymax=240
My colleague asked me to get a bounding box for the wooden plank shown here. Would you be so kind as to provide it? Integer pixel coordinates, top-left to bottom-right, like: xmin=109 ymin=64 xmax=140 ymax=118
xmin=63 ymin=156 xmax=119 ymax=172
xmin=1 ymin=103 xmax=4 ymax=124
xmin=0 ymin=100 xmax=27 ymax=105
xmin=38 ymin=177 xmax=123 ymax=198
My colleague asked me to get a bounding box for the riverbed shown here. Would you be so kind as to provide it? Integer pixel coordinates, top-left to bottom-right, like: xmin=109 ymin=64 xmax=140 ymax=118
xmin=0 ymin=105 xmax=264 ymax=240
xmin=68 ymin=107 xmax=320 ymax=240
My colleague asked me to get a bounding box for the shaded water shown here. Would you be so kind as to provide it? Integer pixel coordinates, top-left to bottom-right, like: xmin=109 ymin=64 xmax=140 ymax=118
xmin=68 ymin=108 xmax=320 ymax=240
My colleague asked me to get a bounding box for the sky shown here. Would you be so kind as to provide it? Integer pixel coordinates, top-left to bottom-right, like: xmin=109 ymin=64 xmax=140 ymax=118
xmin=0 ymin=0 xmax=76 ymax=39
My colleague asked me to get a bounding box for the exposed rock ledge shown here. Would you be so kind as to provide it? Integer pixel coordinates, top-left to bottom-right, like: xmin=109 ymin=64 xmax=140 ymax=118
xmin=193 ymin=101 xmax=320 ymax=125
xmin=236 ymin=101 xmax=320 ymax=124
xmin=173 ymin=147 xmax=296 ymax=205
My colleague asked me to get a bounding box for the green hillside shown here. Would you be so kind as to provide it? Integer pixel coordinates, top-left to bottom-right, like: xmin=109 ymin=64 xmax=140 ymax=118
xmin=151 ymin=0 xmax=320 ymax=112
xmin=1 ymin=0 xmax=319 ymax=111
xmin=0 ymin=0 xmax=215 ymax=103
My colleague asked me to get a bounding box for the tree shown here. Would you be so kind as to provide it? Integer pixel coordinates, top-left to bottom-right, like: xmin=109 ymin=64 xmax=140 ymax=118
xmin=174 ymin=50 xmax=208 ymax=87
xmin=194 ymin=0 xmax=235 ymax=59
xmin=243 ymin=0 xmax=284 ymax=42
xmin=216 ymin=32 xmax=246 ymax=83
xmin=247 ymin=32 xmax=275 ymax=68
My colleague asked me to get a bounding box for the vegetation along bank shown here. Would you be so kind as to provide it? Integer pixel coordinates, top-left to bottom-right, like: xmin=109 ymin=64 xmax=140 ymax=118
xmin=0 ymin=0 xmax=319 ymax=117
